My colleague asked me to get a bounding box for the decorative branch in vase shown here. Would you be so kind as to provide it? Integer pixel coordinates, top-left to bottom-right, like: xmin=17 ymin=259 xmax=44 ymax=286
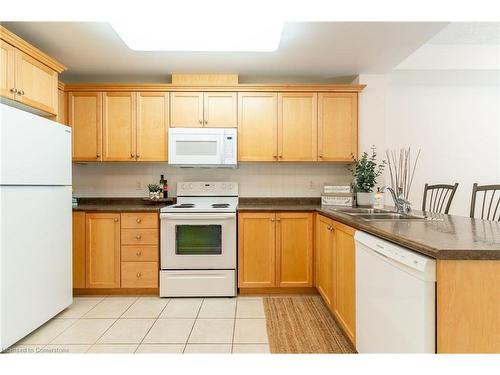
xmin=350 ymin=146 xmax=386 ymax=207
xmin=385 ymin=147 xmax=421 ymax=213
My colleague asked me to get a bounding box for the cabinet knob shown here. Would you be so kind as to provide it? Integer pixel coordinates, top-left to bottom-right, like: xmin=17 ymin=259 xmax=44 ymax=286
xmin=327 ymin=225 xmax=334 ymax=231
xmin=130 ymin=153 xmax=135 ymax=158
xmin=270 ymin=218 xmax=275 ymax=222
xmin=18 ymin=90 xmax=24 ymax=95
xmin=10 ymin=88 xmax=17 ymax=93
xmin=136 ymin=218 xmax=142 ymax=223
xmin=276 ymin=217 xmax=281 ymax=221
xmin=199 ymin=119 xmax=202 ymax=124
xmin=136 ymin=235 xmax=142 ymax=240
xmin=319 ymin=155 xmax=323 ymax=159
xmin=279 ymin=155 xmax=283 ymax=159
xmin=96 ymin=153 xmax=100 ymax=158
xmin=273 ymin=155 xmax=278 ymax=159
xmin=136 ymin=250 xmax=142 ymax=256
xmin=136 ymin=154 xmax=140 ymax=158
xmin=114 ymin=218 xmax=119 ymax=222
xmin=136 ymin=272 xmax=142 ymax=278
xmin=204 ymin=120 xmax=208 ymax=124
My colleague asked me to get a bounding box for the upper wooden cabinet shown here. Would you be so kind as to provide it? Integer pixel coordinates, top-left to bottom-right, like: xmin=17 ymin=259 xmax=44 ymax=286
xmin=69 ymin=92 xmax=103 ymax=161
xmin=318 ymin=93 xmax=358 ymax=161
xmin=56 ymin=87 xmax=67 ymax=125
xmin=0 ymin=40 xmax=15 ymax=100
xmin=276 ymin=212 xmax=314 ymax=287
xmin=238 ymin=92 xmax=278 ymax=161
xmin=278 ymin=93 xmax=317 ymax=161
xmin=238 ymin=211 xmax=314 ymax=289
xmin=69 ymin=91 xmax=169 ymax=162
xmin=136 ymin=92 xmax=169 ymax=161
xmin=103 ymin=92 xmax=136 ymax=161
xmin=85 ymin=213 xmax=121 ymax=289
xmin=0 ymin=26 xmax=66 ymax=115
xmin=170 ymin=91 xmax=237 ymax=128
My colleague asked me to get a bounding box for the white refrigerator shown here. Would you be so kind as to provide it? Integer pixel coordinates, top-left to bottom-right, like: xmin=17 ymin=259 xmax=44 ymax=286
xmin=0 ymin=103 xmax=72 ymax=351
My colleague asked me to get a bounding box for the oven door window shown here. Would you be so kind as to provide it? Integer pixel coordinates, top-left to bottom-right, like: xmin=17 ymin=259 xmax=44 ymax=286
xmin=175 ymin=225 xmax=222 ymax=255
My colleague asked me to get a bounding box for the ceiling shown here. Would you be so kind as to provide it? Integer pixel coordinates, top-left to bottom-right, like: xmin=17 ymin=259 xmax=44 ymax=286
xmin=2 ymin=21 xmax=447 ymax=83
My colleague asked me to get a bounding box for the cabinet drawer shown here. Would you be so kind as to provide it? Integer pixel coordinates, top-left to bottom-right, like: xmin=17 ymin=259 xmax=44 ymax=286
xmin=121 ymin=245 xmax=158 ymax=262
xmin=121 ymin=262 xmax=158 ymax=288
xmin=121 ymin=228 xmax=158 ymax=245
xmin=121 ymin=213 xmax=158 ymax=229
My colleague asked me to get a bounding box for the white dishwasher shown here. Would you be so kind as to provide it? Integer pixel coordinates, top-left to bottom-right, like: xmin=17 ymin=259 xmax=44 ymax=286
xmin=355 ymin=231 xmax=436 ymax=353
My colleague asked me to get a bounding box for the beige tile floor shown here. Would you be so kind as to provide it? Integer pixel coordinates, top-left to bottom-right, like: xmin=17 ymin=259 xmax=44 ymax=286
xmin=5 ymin=296 xmax=270 ymax=354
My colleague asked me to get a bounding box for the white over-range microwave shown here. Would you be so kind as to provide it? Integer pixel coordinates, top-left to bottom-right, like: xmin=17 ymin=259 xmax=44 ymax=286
xmin=168 ymin=128 xmax=237 ymax=167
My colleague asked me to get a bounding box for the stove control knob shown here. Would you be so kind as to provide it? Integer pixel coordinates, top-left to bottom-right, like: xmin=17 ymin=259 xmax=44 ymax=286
xmin=189 ymin=183 xmax=193 ymax=189
xmin=181 ymin=184 xmax=187 ymax=190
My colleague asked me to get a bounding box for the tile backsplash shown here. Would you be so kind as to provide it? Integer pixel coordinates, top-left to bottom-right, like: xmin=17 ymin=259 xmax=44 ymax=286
xmin=72 ymin=162 xmax=353 ymax=197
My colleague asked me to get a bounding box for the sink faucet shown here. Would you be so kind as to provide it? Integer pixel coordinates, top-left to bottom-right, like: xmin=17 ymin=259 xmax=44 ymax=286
xmin=385 ymin=187 xmax=412 ymax=214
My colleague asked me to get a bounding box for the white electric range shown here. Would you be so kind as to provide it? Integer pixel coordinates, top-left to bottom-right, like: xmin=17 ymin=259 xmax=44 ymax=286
xmin=159 ymin=182 xmax=238 ymax=297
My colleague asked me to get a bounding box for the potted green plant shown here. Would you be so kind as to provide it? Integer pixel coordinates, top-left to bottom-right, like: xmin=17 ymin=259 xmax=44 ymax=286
xmin=148 ymin=184 xmax=161 ymax=199
xmin=350 ymin=146 xmax=386 ymax=207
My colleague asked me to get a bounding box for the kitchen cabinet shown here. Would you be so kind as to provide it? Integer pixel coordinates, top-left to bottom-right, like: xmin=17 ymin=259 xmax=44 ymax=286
xmin=315 ymin=214 xmax=334 ymax=308
xmin=136 ymin=92 xmax=169 ymax=161
xmin=72 ymin=212 xmax=86 ymax=289
xmin=102 ymin=92 xmax=136 ymax=161
xmin=69 ymin=91 xmax=103 ymax=161
xmin=238 ymin=212 xmax=276 ymax=288
xmin=56 ymin=88 xmax=67 ymax=125
xmin=238 ymin=92 xmax=278 ymax=161
xmin=0 ymin=40 xmax=15 ymax=100
xmin=85 ymin=213 xmax=121 ymax=288
xmin=278 ymin=93 xmax=317 ymax=161
xmin=238 ymin=211 xmax=313 ymax=289
xmin=170 ymin=91 xmax=237 ymax=128
xmin=276 ymin=212 xmax=314 ymax=287
xmin=0 ymin=26 xmax=65 ymax=115
xmin=121 ymin=262 xmax=158 ymax=288
xmin=332 ymin=221 xmax=356 ymax=344
xmin=318 ymin=93 xmax=358 ymax=161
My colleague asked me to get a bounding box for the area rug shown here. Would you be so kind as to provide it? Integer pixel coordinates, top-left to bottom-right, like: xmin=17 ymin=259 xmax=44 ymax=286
xmin=263 ymin=295 xmax=356 ymax=354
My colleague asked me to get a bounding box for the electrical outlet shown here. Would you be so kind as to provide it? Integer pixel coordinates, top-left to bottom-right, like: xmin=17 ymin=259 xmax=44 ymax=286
xmin=135 ymin=181 xmax=142 ymax=190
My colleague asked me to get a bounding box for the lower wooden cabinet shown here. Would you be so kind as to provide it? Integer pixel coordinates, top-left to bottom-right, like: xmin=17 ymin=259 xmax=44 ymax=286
xmin=315 ymin=214 xmax=356 ymax=345
xmin=238 ymin=211 xmax=313 ymax=289
xmin=73 ymin=211 xmax=159 ymax=292
xmin=85 ymin=213 xmax=121 ymax=288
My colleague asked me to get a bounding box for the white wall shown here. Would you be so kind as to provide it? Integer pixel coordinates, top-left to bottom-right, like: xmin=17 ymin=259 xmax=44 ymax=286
xmin=73 ymin=163 xmax=352 ymax=198
xmin=356 ymin=71 xmax=500 ymax=217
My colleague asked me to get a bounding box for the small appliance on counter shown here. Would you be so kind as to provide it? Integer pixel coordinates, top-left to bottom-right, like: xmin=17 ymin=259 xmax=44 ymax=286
xmin=321 ymin=185 xmax=355 ymax=207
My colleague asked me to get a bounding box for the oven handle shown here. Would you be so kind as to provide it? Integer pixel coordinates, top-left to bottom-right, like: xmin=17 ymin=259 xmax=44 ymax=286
xmin=160 ymin=212 xmax=236 ymax=220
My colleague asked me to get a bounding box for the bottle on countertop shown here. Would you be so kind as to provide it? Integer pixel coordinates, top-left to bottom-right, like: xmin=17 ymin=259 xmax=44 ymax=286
xmin=159 ymin=175 xmax=165 ymax=199
xmin=163 ymin=178 xmax=168 ymax=198
xmin=374 ymin=187 xmax=385 ymax=209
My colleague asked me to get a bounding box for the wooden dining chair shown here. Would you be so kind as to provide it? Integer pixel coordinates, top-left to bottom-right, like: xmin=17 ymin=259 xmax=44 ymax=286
xmin=422 ymin=183 xmax=459 ymax=214
xmin=470 ymin=183 xmax=500 ymax=221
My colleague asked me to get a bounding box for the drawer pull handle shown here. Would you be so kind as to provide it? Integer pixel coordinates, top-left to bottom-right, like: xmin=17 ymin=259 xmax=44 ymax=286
xmin=136 ymin=218 xmax=142 ymax=223
xmin=136 ymin=272 xmax=142 ymax=278
xmin=136 ymin=250 xmax=142 ymax=256
xmin=136 ymin=235 xmax=142 ymax=240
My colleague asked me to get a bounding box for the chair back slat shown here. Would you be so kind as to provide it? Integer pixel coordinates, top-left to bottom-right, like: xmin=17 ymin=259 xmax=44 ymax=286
xmin=470 ymin=183 xmax=500 ymax=221
xmin=422 ymin=183 xmax=459 ymax=214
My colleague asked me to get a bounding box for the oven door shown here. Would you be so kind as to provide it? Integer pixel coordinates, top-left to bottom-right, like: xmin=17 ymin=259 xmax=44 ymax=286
xmin=160 ymin=212 xmax=236 ymax=269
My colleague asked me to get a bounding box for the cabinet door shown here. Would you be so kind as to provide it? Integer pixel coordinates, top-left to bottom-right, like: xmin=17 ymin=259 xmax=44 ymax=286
xmin=136 ymin=92 xmax=169 ymax=161
xmin=72 ymin=211 xmax=86 ymax=289
xmin=278 ymin=93 xmax=317 ymax=161
xmin=315 ymin=214 xmax=334 ymax=309
xmin=69 ymin=92 xmax=102 ymax=161
xmin=318 ymin=93 xmax=358 ymax=161
xmin=170 ymin=92 xmax=203 ymax=127
xmin=333 ymin=222 xmax=356 ymax=344
xmin=203 ymin=92 xmax=237 ymax=127
xmin=0 ymin=40 xmax=15 ymax=99
xmin=56 ymin=88 xmax=67 ymax=125
xmin=86 ymin=213 xmax=121 ymax=288
xmin=276 ymin=212 xmax=313 ymax=287
xmin=103 ymin=92 xmax=136 ymax=161
xmin=14 ymin=49 xmax=58 ymax=114
xmin=238 ymin=212 xmax=276 ymax=288
xmin=238 ymin=92 xmax=278 ymax=161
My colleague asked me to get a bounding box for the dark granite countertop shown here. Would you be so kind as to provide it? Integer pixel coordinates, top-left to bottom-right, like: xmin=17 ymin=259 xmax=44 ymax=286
xmin=72 ymin=197 xmax=173 ymax=212
xmin=237 ymin=197 xmax=500 ymax=260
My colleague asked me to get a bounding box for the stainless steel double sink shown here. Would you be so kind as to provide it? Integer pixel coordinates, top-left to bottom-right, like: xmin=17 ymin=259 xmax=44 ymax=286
xmin=325 ymin=207 xmax=428 ymax=222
